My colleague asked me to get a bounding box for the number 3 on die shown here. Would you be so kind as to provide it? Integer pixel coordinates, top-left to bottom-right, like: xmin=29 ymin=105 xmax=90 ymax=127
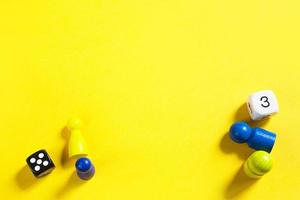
xmin=260 ymin=96 xmax=270 ymax=108
xmin=247 ymin=90 xmax=279 ymax=121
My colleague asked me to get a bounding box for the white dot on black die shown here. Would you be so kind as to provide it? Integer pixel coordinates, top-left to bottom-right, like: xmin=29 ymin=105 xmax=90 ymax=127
xmin=37 ymin=159 xmax=42 ymax=165
xmin=43 ymin=161 xmax=49 ymax=166
xmin=34 ymin=165 xmax=40 ymax=171
xmin=38 ymin=153 xmax=44 ymax=158
xmin=30 ymin=158 xmax=36 ymax=163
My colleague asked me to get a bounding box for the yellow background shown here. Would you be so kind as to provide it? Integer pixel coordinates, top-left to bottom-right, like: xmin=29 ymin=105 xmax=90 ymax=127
xmin=0 ymin=0 xmax=300 ymax=199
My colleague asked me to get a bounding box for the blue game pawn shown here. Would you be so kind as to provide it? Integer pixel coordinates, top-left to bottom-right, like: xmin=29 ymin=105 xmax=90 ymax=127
xmin=75 ymin=157 xmax=95 ymax=180
xmin=229 ymin=122 xmax=276 ymax=153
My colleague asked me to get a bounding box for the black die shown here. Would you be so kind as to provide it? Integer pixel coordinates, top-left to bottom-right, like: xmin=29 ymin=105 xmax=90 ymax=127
xmin=26 ymin=149 xmax=55 ymax=178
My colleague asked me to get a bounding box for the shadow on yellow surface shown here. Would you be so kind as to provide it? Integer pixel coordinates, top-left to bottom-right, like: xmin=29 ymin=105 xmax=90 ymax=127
xmin=219 ymin=133 xmax=253 ymax=160
xmin=224 ymin=165 xmax=257 ymax=199
xmin=56 ymin=127 xmax=86 ymax=198
xmin=15 ymin=166 xmax=40 ymax=190
xmin=234 ymin=103 xmax=270 ymax=127
xmin=56 ymin=172 xmax=86 ymax=198
xmin=60 ymin=127 xmax=74 ymax=168
xmin=219 ymin=103 xmax=255 ymax=160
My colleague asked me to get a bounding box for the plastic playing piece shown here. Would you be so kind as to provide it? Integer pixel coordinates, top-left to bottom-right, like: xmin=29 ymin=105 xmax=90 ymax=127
xmin=229 ymin=121 xmax=252 ymax=143
xmin=75 ymin=157 xmax=95 ymax=180
xmin=229 ymin=122 xmax=276 ymax=153
xmin=244 ymin=151 xmax=273 ymax=178
xmin=247 ymin=90 xmax=279 ymax=120
xmin=67 ymin=118 xmax=88 ymax=158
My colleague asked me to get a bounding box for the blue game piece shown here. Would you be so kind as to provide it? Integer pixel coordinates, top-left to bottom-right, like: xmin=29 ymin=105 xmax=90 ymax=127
xmin=75 ymin=157 xmax=95 ymax=180
xmin=229 ymin=122 xmax=276 ymax=153
xmin=229 ymin=122 xmax=252 ymax=143
xmin=248 ymin=128 xmax=276 ymax=153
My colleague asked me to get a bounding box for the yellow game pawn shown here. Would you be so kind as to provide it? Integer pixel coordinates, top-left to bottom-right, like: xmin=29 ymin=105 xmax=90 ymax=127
xmin=67 ymin=118 xmax=88 ymax=159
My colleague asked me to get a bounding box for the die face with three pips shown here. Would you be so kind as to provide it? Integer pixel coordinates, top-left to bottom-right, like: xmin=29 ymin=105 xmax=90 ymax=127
xmin=26 ymin=149 xmax=55 ymax=178
xmin=247 ymin=90 xmax=279 ymax=121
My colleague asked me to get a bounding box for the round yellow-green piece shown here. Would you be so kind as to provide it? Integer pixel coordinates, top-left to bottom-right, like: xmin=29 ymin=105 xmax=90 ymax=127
xmin=67 ymin=118 xmax=82 ymax=130
xmin=244 ymin=151 xmax=273 ymax=179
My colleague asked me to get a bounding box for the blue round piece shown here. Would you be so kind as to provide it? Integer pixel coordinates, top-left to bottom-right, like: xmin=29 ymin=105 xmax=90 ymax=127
xmin=247 ymin=127 xmax=276 ymax=153
xmin=229 ymin=122 xmax=252 ymax=143
xmin=75 ymin=157 xmax=95 ymax=180
xmin=76 ymin=157 xmax=92 ymax=172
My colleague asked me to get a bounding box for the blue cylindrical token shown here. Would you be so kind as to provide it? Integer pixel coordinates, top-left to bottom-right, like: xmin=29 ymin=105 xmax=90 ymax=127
xmin=247 ymin=127 xmax=276 ymax=153
xmin=75 ymin=157 xmax=95 ymax=180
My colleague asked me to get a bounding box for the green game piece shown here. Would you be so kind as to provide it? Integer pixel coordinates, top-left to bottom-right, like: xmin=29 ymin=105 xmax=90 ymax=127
xmin=244 ymin=151 xmax=273 ymax=179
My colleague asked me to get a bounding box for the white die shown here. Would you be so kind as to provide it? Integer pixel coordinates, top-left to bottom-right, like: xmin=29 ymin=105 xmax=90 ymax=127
xmin=247 ymin=90 xmax=279 ymax=120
